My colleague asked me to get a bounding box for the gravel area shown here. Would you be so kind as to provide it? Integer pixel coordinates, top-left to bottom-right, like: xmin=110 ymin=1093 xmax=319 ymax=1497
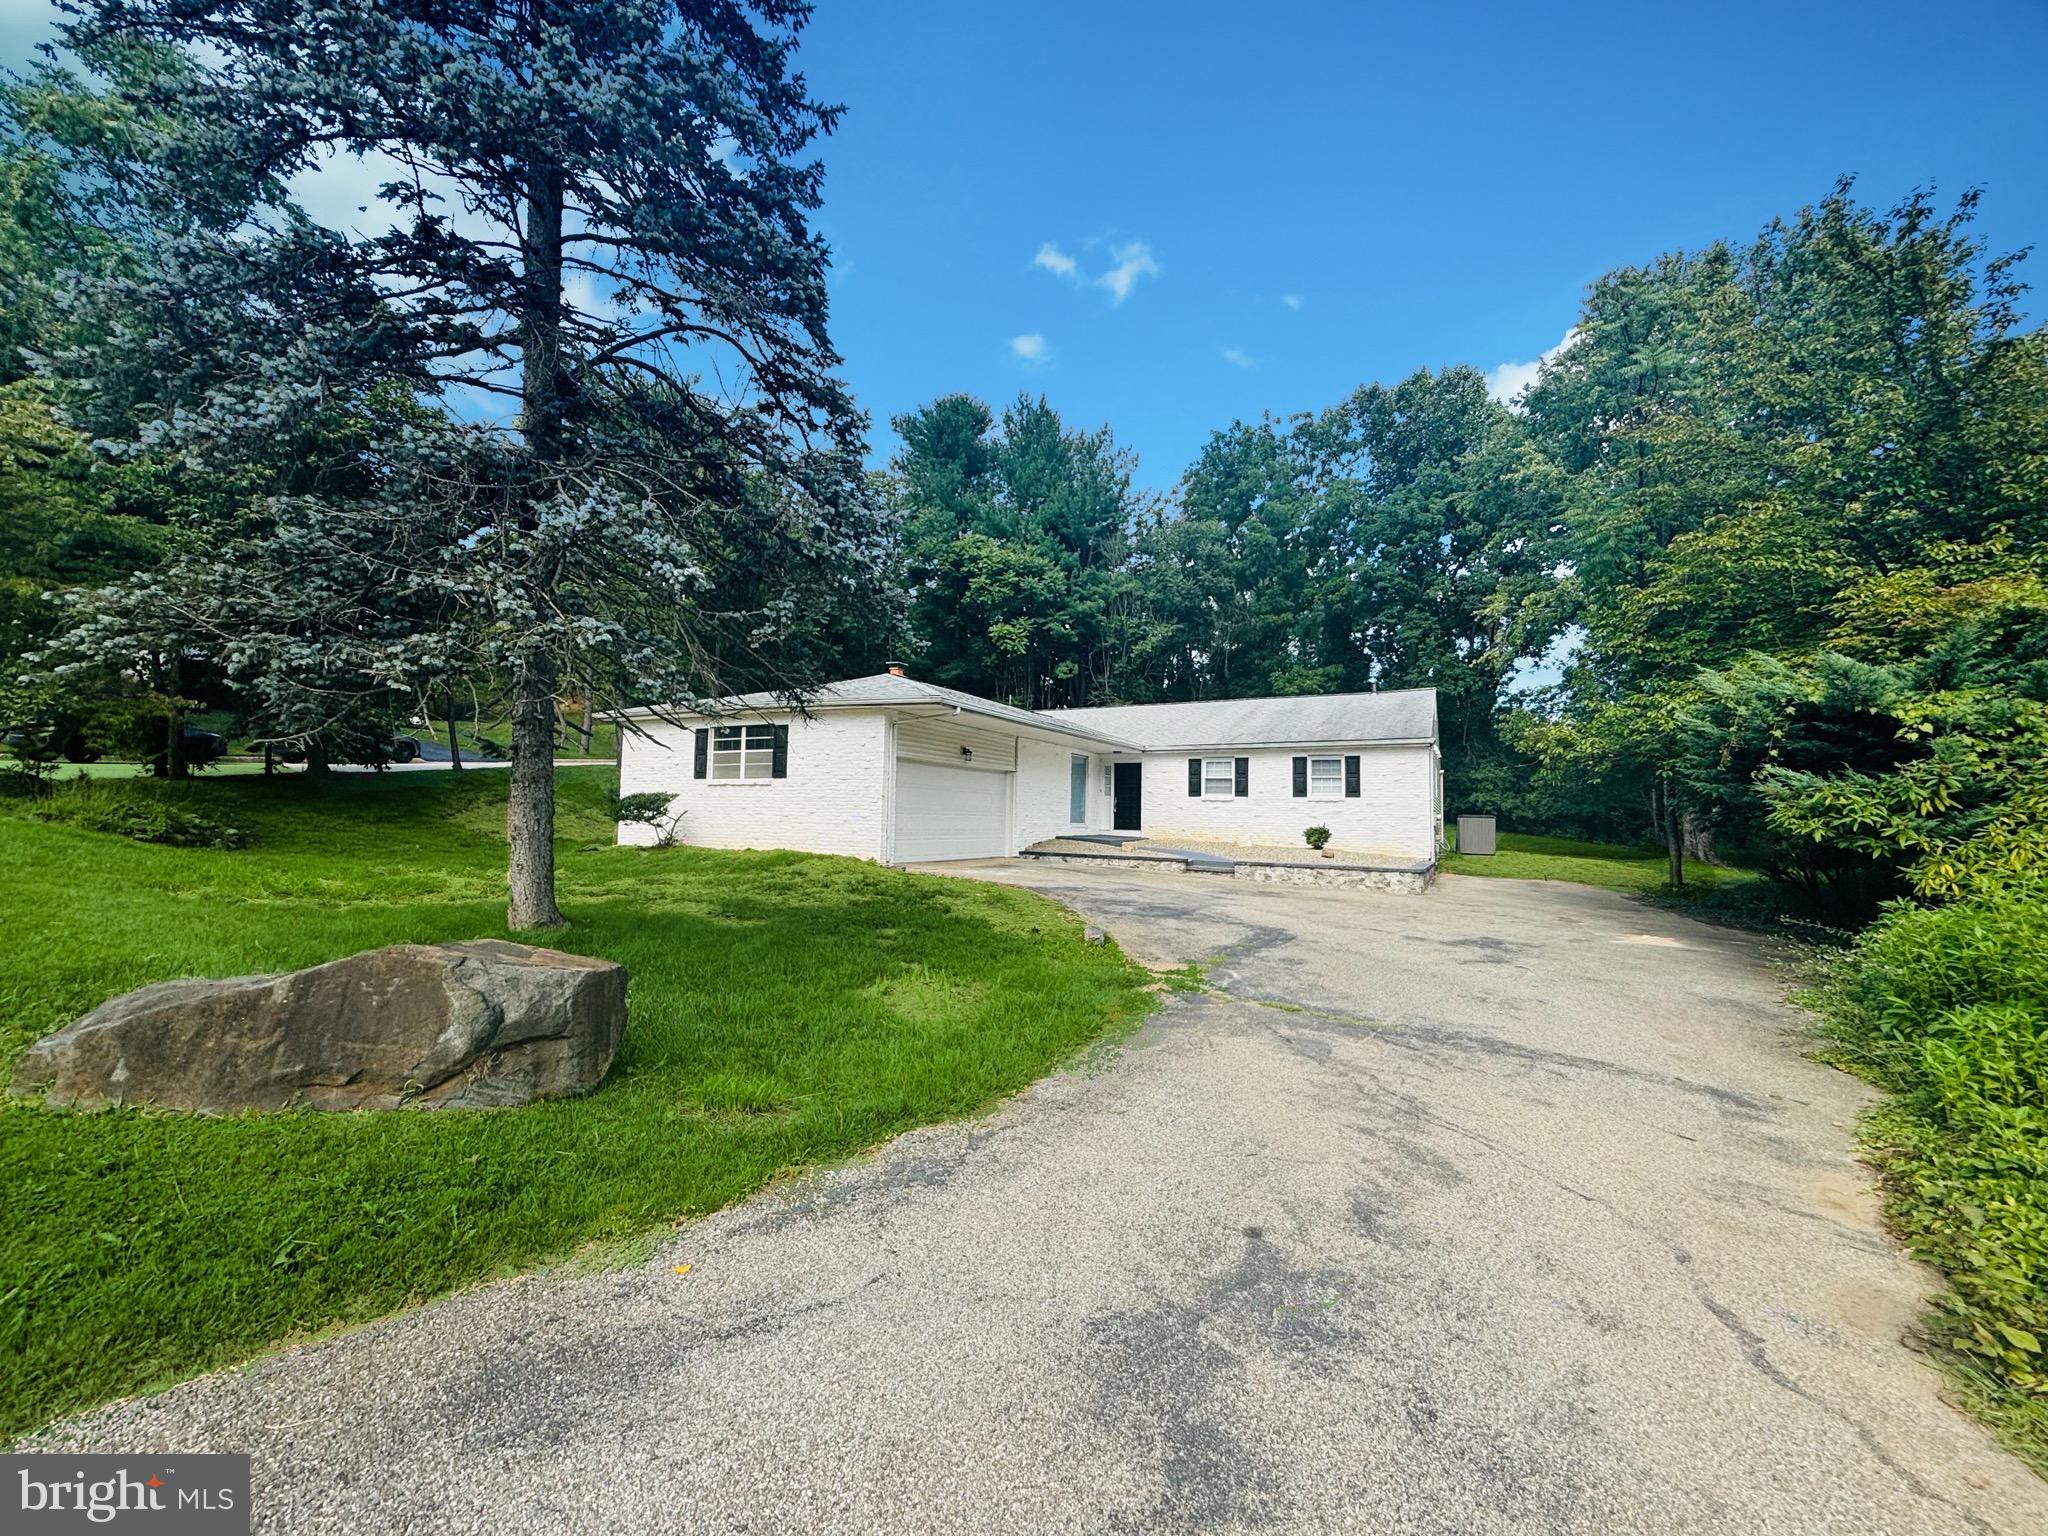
xmin=20 ymin=866 xmax=2047 ymax=1534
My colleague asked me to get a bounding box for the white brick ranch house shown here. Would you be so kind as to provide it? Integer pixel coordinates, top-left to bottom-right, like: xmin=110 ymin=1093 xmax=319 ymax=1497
xmin=613 ymin=671 xmax=1442 ymax=874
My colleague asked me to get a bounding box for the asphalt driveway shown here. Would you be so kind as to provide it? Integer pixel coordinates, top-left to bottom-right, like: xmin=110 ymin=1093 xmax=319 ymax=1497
xmin=23 ymin=866 xmax=2048 ymax=1533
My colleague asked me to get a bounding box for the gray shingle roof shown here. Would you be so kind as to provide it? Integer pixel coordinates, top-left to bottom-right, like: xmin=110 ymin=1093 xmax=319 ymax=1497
xmin=1048 ymin=688 xmax=1437 ymax=749
xmin=620 ymin=676 xmax=1436 ymax=752
xmin=618 ymin=674 xmax=1142 ymax=749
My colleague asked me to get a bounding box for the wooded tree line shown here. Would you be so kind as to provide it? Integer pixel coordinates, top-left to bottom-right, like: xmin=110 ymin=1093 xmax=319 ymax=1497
xmin=1 ymin=11 xmax=2042 ymax=926
xmin=882 ymin=185 xmax=2047 ymax=921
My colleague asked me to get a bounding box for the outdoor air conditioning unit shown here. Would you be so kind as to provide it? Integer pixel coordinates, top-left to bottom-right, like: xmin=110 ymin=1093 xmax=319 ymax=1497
xmin=1457 ymin=815 xmax=1497 ymax=857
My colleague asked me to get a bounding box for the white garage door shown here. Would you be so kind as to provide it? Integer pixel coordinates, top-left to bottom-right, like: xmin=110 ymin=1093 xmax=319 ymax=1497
xmin=893 ymin=760 xmax=1008 ymax=863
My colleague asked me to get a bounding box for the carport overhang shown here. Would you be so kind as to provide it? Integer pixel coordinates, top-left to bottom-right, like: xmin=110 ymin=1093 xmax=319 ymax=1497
xmin=879 ymin=702 xmax=1140 ymax=755
xmin=610 ymin=698 xmax=1140 ymax=755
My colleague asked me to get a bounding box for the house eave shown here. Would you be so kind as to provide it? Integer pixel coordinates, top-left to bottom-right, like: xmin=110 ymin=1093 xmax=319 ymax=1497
xmin=882 ymin=703 xmax=1141 ymax=752
xmin=1130 ymin=736 xmax=1439 ymax=753
xmin=607 ymin=698 xmax=1142 ymax=752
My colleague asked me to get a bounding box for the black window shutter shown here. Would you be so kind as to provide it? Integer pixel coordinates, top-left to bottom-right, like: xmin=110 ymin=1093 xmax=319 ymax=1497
xmin=771 ymin=724 xmax=789 ymax=778
xmin=1344 ymin=754 xmax=1361 ymax=797
xmin=1188 ymin=757 xmax=1202 ymax=796
xmin=1292 ymin=755 xmax=1308 ymax=797
xmin=1234 ymin=757 xmax=1249 ymax=797
xmin=693 ymin=728 xmax=708 ymax=779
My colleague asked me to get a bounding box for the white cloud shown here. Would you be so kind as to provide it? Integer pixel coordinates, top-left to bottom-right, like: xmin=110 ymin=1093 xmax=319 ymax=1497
xmin=285 ymin=148 xmax=408 ymax=238
xmin=1032 ymin=242 xmax=1078 ymax=279
xmin=1095 ymin=239 xmax=1160 ymax=305
xmin=564 ymin=269 xmax=629 ymax=323
xmin=1485 ymin=328 xmax=1580 ymax=407
xmin=1221 ymin=347 xmax=1256 ymax=369
xmin=1281 ymin=293 xmax=1304 ymax=311
xmin=1010 ymin=332 xmax=1050 ymax=363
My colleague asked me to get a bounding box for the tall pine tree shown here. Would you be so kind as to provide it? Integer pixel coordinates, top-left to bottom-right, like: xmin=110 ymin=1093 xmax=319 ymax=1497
xmin=46 ymin=0 xmax=876 ymax=926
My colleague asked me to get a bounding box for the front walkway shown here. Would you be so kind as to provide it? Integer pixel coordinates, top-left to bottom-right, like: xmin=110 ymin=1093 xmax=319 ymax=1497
xmin=24 ymin=868 xmax=2047 ymax=1534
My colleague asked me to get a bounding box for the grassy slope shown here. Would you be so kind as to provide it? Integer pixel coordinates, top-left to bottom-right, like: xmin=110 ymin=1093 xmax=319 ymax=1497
xmin=0 ymin=768 xmax=1153 ymax=1435
xmin=1439 ymin=828 xmax=1755 ymax=896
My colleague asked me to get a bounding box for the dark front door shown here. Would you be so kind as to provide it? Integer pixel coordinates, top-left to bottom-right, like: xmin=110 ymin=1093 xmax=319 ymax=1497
xmin=1113 ymin=761 xmax=1143 ymax=831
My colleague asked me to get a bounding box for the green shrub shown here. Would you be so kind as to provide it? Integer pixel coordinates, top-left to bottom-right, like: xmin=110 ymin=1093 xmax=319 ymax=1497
xmin=29 ymin=786 xmax=250 ymax=850
xmin=0 ymin=762 xmax=53 ymax=799
xmin=1819 ymin=886 xmax=2048 ymax=1463
xmin=610 ymin=790 xmax=675 ymax=826
xmin=1303 ymin=824 xmax=1331 ymax=851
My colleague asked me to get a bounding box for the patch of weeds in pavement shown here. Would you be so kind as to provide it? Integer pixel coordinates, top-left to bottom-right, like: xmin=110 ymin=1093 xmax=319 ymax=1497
xmin=559 ymin=1226 xmax=667 ymax=1276
xmin=1157 ymin=962 xmax=1210 ymax=994
xmin=1252 ymin=998 xmax=1306 ymax=1014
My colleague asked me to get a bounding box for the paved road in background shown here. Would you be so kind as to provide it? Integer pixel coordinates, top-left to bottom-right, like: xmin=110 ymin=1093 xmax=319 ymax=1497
xmin=25 ymin=867 xmax=2047 ymax=1533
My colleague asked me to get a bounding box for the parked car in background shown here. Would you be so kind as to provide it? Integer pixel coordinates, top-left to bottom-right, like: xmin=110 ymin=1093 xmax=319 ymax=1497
xmin=271 ymin=734 xmax=424 ymax=767
xmin=267 ymin=731 xmax=511 ymax=767
xmin=3 ymin=718 xmax=101 ymax=763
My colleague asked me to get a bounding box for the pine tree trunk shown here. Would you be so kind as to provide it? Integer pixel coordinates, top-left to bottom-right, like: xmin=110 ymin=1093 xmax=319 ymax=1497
xmin=505 ymin=151 xmax=567 ymax=930
xmin=164 ymin=655 xmax=188 ymax=779
xmin=507 ymin=651 xmax=562 ymax=928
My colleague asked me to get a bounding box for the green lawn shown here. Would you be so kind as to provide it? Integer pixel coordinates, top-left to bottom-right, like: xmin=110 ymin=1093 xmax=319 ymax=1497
xmin=184 ymin=706 xmax=619 ymax=761
xmin=41 ymin=759 xmax=284 ymax=779
xmin=1439 ymin=827 xmax=1755 ymax=896
xmin=0 ymin=768 xmax=1153 ymax=1435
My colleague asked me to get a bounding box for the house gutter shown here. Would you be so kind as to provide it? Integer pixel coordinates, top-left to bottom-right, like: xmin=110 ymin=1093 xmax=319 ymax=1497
xmin=608 ymin=699 xmax=1143 ymax=753
xmin=1139 ymin=736 xmax=1439 ymax=751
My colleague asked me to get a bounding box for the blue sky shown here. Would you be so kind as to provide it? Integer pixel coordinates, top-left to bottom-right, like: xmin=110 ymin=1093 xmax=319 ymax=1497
xmin=7 ymin=0 xmax=2046 ymax=487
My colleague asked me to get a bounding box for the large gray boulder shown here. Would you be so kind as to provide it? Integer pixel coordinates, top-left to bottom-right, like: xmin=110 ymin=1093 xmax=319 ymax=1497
xmin=9 ymin=940 xmax=627 ymax=1113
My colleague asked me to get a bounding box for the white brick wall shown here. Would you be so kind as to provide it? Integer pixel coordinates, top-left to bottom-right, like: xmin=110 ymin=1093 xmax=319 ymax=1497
xmin=1014 ymin=738 xmax=1111 ymax=848
xmin=617 ymin=708 xmax=1439 ymax=867
xmin=1128 ymin=745 xmax=1436 ymax=862
xmin=616 ymin=711 xmax=890 ymax=861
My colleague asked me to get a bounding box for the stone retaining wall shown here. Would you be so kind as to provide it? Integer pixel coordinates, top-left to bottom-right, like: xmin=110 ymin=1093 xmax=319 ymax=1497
xmin=1020 ymin=849 xmax=1432 ymax=892
xmin=1234 ymin=862 xmax=1431 ymax=893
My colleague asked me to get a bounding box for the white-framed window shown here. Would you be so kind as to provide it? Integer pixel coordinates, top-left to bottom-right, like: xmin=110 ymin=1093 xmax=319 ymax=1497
xmin=1069 ymin=754 xmax=1089 ymax=823
xmin=1308 ymin=755 xmax=1344 ymax=799
xmin=1202 ymin=757 xmax=1236 ymax=797
xmin=711 ymin=723 xmax=777 ymax=781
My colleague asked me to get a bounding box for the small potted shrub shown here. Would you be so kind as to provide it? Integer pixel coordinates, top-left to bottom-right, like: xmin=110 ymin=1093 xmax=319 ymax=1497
xmin=1304 ymin=824 xmax=1333 ymax=859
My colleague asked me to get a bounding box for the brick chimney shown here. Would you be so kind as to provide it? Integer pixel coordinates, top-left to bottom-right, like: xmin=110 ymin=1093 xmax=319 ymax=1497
xmin=885 ymin=660 xmax=907 ymax=677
